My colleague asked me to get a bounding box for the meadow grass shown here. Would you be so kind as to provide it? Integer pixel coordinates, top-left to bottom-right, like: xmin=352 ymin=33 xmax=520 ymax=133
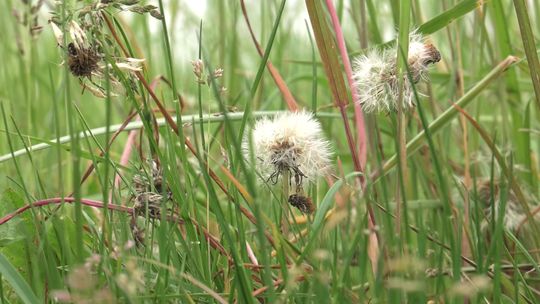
xmin=0 ymin=0 xmax=539 ymax=303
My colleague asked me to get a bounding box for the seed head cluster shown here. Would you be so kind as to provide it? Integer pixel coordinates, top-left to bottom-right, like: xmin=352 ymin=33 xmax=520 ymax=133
xmin=245 ymin=111 xmax=332 ymax=184
xmin=130 ymin=160 xmax=171 ymax=246
xmin=353 ymin=32 xmax=440 ymax=113
xmin=244 ymin=111 xmax=332 ymax=213
xmin=50 ymin=3 xmax=146 ymax=98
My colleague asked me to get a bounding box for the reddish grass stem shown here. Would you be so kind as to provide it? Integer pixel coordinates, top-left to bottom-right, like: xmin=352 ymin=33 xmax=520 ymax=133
xmin=324 ymin=0 xmax=367 ymax=168
xmin=321 ymin=0 xmax=379 ymax=272
xmin=0 ymin=197 xmax=132 ymax=225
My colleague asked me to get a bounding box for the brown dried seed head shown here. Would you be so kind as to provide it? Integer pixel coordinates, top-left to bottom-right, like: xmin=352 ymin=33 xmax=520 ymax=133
xmin=134 ymin=192 xmax=163 ymax=217
xmin=67 ymin=43 xmax=99 ymax=77
xmin=288 ymin=194 xmax=315 ymax=214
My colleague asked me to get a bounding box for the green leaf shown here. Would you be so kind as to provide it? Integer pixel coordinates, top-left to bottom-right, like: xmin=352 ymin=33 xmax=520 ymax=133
xmin=0 ymin=253 xmax=39 ymax=304
xmin=305 ymin=0 xmax=350 ymax=107
xmin=0 ymin=189 xmax=30 ymax=247
xmin=418 ymin=0 xmax=480 ymax=35
xmin=376 ymin=56 xmax=518 ymax=181
xmin=513 ymin=0 xmax=540 ymax=110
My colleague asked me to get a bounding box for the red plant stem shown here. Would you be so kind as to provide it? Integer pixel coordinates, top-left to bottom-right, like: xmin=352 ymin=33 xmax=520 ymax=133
xmin=108 ymin=75 xmax=161 ymax=205
xmin=245 ymin=241 xmax=259 ymax=266
xmin=0 ymin=197 xmax=132 ymax=225
xmin=323 ymin=0 xmax=379 ymax=273
xmin=0 ymin=196 xmax=235 ymax=261
xmin=324 ymin=0 xmax=367 ymax=168
xmin=110 ymin=118 xmax=139 ymax=205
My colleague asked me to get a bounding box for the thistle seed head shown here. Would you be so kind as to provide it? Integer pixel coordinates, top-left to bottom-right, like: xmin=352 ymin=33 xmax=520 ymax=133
xmin=244 ymin=111 xmax=332 ymax=188
xmin=353 ymin=32 xmax=440 ymax=113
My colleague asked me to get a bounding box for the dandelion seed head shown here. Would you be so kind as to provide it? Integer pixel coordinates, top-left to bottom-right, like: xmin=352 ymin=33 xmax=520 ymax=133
xmin=353 ymin=32 xmax=440 ymax=113
xmin=244 ymin=111 xmax=332 ymax=186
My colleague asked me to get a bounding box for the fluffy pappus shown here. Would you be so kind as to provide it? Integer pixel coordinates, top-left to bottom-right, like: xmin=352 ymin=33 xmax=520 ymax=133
xmin=243 ymin=111 xmax=332 ymax=188
xmin=353 ymin=32 xmax=440 ymax=113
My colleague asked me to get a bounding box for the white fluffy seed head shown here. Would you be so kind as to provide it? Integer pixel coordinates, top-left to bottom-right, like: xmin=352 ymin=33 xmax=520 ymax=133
xmin=243 ymin=111 xmax=332 ymax=185
xmin=353 ymin=32 xmax=440 ymax=113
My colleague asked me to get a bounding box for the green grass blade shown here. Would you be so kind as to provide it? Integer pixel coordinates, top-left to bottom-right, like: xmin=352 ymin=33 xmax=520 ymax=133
xmin=0 ymin=253 xmax=39 ymax=304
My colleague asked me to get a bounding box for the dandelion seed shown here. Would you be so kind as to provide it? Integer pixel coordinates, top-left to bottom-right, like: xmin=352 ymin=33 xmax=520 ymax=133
xmin=353 ymin=32 xmax=440 ymax=113
xmin=244 ymin=111 xmax=332 ymax=189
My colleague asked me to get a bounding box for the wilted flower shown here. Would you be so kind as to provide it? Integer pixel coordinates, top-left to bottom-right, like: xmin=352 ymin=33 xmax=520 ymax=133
xmin=191 ymin=59 xmax=204 ymax=81
xmin=130 ymin=160 xmax=171 ymax=246
xmin=353 ymin=32 xmax=440 ymax=113
xmin=244 ymin=111 xmax=332 ymax=191
xmin=50 ymin=8 xmax=145 ymax=98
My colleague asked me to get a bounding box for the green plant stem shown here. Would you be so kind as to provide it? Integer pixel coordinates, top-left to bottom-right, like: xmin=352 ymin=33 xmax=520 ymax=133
xmin=372 ymin=56 xmax=519 ymax=182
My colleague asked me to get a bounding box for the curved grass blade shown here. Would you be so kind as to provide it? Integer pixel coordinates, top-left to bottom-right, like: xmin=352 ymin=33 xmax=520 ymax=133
xmin=513 ymin=0 xmax=540 ymax=110
xmin=0 ymin=253 xmax=39 ymax=304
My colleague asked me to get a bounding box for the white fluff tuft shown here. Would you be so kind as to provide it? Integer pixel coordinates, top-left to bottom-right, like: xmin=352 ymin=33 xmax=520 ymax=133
xmin=243 ymin=111 xmax=332 ymax=185
xmin=353 ymin=32 xmax=440 ymax=113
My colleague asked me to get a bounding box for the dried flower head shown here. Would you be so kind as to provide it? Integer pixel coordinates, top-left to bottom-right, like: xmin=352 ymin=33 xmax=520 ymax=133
xmin=131 ymin=160 xmax=171 ymax=215
xmin=353 ymin=32 xmax=440 ymax=113
xmin=67 ymin=42 xmax=100 ymax=77
xmin=49 ymin=3 xmax=146 ymax=98
xmin=130 ymin=160 xmax=171 ymax=246
xmin=244 ymin=111 xmax=332 ymax=190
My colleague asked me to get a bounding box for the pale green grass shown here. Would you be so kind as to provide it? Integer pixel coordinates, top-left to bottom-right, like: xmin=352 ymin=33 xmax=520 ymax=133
xmin=0 ymin=0 xmax=539 ymax=303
